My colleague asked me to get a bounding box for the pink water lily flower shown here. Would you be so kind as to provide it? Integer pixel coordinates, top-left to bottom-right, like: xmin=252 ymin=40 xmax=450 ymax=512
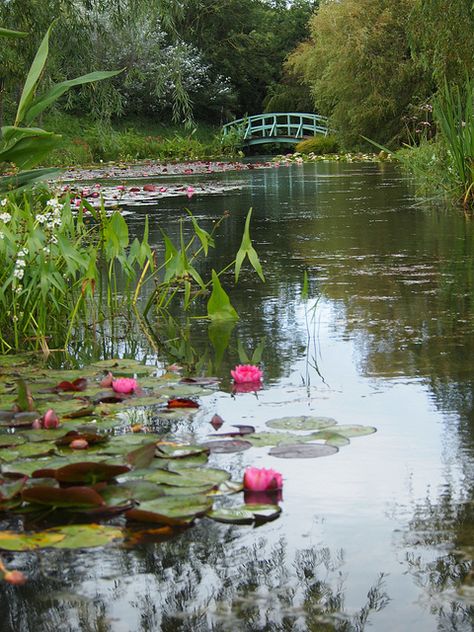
xmin=112 ymin=377 xmax=138 ymax=394
xmin=186 ymin=186 xmax=195 ymax=199
xmin=243 ymin=467 xmax=283 ymax=491
xmin=231 ymin=364 xmax=263 ymax=384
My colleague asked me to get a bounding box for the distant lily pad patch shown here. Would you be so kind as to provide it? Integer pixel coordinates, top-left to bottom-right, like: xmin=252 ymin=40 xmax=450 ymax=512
xmin=269 ymin=444 xmax=339 ymax=459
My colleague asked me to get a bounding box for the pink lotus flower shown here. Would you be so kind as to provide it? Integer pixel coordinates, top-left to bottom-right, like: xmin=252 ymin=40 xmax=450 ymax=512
xmin=112 ymin=377 xmax=138 ymax=394
xmin=243 ymin=467 xmax=283 ymax=491
xmin=231 ymin=364 xmax=263 ymax=384
xmin=186 ymin=186 xmax=195 ymax=199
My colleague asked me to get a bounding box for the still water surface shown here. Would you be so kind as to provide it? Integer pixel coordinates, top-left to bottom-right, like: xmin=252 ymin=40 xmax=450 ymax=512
xmin=3 ymin=162 xmax=474 ymax=631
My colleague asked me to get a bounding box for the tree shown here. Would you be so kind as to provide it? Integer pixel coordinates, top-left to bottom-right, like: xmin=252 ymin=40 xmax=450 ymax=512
xmin=287 ymin=0 xmax=429 ymax=147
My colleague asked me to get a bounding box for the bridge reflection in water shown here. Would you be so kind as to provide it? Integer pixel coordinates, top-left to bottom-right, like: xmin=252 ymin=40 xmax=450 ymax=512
xmin=222 ymin=111 xmax=329 ymax=146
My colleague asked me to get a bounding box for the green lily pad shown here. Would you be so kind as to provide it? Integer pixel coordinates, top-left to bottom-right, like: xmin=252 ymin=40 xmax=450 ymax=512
xmin=0 ymin=524 xmax=123 ymax=551
xmin=269 ymin=443 xmax=339 ymax=459
xmin=145 ymin=466 xmax=230 ymax=488
xmin=246 ymin=432 xmax=309 ymax=447
xmin=117 ymin=480 xmax=166 ymax=502
xmin=0 ymin=434 xmax=26 ymax=448
xmin=126 ymin=495 xmax=212 ymax=525
xmin=200 ymin=440 xmax=252 ymax=453
xmin=322 ymin=425 xmax=377 ymax=438
xmin=155 ymin=443 xmax=209 ymax=459
xmin=91 ymin=359 xmax=156 ymax=375
xmin=208 ymin=503 xmax=281 ymax=524
xmin=265 ymin=416 xmax=338 ymax=431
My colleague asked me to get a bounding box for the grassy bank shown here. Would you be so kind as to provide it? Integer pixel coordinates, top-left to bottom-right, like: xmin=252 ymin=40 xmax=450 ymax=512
xmin=41 ymin=113 xmax=233 ymax=166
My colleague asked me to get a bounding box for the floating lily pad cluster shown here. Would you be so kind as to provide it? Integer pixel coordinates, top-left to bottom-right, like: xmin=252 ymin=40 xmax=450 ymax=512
xmin=206 ymin=415 xmax=376 ymax=458
xmin=0 ymin=357 xmax=281 ymax=552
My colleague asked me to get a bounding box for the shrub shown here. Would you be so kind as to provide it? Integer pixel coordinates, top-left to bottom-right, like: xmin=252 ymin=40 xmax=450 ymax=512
xmin=295 ymin=135 xmax=339 ymax=155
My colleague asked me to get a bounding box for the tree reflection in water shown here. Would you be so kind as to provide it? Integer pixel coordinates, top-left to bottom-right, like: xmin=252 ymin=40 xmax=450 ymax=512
xmin=0 ymin=524 xmax=390 ymax=632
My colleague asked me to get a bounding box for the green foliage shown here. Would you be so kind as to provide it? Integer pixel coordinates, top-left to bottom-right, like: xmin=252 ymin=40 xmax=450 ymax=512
xmin=295 ymin=135 xmax=339 ymax=155
xmin=288 ymin=0 xmax=429 ymax=147
xmin=0 ymin=191 xmax=154 ymax=352
xmin=235 ymin=208 xmax=265 ymax=283
xmin=434 ymin=78 xmax=474 ymax=205
xmin=207 ymin=271 xmax=239 ymax=321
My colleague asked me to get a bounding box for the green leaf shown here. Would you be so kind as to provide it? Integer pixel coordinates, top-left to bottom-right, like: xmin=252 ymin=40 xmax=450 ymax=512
xmin=15 ymin=22 xmax=55 ymax=126
xmin=0 ymin=27 xmax=28 ymax=39
xmin=301 ymin=270 xmax=309 ymax=300
xmin=265 ymin=416 xmax=337 ymax=431
xmin=0 ymin=168 xmax=61 ymax=194
xmin=126 ymin=495 xmax=212 ymax=525
xmin=0 ymin=129 xmax=61 ymax=169
xmin=24 ymin=69 xmax=124 ymax=125
xmin=207 ymin=270 xmax=239 ymax=321
xmin=234 ymin=208 xmax=265 ymax=282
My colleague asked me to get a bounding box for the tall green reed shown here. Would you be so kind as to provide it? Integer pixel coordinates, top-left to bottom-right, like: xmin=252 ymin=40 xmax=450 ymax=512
xmin=434 ymin=77 xmax=474 ymax=207
xmin=0 ymin=188 xmax=153 ymax=353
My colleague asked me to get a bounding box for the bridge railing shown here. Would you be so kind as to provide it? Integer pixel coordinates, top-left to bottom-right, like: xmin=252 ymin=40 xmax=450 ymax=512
xmin=222 ymin=112 xmax=329 ymax=144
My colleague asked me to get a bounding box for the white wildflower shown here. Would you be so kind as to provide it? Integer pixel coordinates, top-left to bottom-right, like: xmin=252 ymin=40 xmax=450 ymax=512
xmin=0 ymin=198 xmax=7 ymax=207
xmin=0 ymin=212 xmax=11 ymax=223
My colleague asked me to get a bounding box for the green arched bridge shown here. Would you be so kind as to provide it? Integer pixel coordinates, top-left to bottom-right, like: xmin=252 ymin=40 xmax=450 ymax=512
xmin=222 ymin=112 xmax=329 ymax=146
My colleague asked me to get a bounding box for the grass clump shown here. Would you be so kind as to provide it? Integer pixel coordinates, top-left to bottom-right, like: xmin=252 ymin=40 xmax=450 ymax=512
xmin=295 ymin=135 xmax=339 ymax=155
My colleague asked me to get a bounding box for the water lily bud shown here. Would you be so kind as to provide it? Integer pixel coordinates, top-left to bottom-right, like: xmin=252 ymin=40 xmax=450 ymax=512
xmin=31 ymin=419 xmax=42 ymax=430
xmin=42 ymin=409 xmax=59 ymax=429
xmin=70 ymin=439 xmax=89 ymax=450
xmin=3 ymin=570 xmax=27 ymax=585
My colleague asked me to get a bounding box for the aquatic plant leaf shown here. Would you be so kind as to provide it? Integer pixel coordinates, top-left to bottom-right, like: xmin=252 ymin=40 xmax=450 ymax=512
xmin=16 ymin=380 xmax=35 ymax=412
xmin=210 ymin=414 xmax=224 ymax=430
xmin=321 ymin=425 xmax=377 ymax=438
xmin=0 ymin=477 xmax=27 ymax=501
xmin=234 ymin=208 xmax=265 ymax=282
xmin=265 ymin=416 xmax=337 ymax=431
xmin=0 ymin=435 xmax=26 ymax=448
xmin=200 ymin=440 xmax=252 ymax=453
xmin=126 ymin=495 xmax=212 ymax=525
xmin=0 ymin=531 xmax=65 ymax=551
xmin=208 ymin=503 xmax=281 ymax=524
xmin=207 ymin=270 xmax=239 ymax=321
xmin=117 ymin=480 xmax=165 ymax=502
xmin=167 ymin=397 xmax=199 ymax=409
xmin=180 ymin=377 xmax=219 ymax=385
xmin=145 ymin=467 xmax=230 ymax=488
xmin=55 ymin=431 xmax=108 ymax=447
xmin=246 ymin=432 xmax=309 ymax=447
xmin=46 ymin=524 xmax=124 ymax=549
xmin=53 ymin=378 xmax=87 ymax=393
xmin=127 ymin=442 xmax=156 ymax=468
xmin=22 ymin=485 xmax=105 ymax=508
xmin=155 ymin=444 xmax=208 ymax=459
xmin=269 ymin=444 xmax=339 ymax=459
xmin=33 ymin=462 xmax=130 ymax=484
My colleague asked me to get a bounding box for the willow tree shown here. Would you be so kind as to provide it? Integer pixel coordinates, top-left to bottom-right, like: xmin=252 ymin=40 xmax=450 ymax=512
xmin=287 ymin=0 xmax=429 ymax=147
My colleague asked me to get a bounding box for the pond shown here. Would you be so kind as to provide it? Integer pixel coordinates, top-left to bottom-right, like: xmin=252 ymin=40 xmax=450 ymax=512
xmin=2 ymin=161 xmax=474 ymax=631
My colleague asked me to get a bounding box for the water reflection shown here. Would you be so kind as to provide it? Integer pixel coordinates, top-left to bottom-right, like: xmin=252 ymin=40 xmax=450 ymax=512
xmin=1 ymin=525 xmax=390 ymax=632
xmin=3 ymin=162 xmax=474 ymax=630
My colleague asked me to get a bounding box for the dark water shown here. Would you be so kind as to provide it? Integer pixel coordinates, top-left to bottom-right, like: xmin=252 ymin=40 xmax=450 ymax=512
xmin=2 ymin=162 xmax=474 ymax=631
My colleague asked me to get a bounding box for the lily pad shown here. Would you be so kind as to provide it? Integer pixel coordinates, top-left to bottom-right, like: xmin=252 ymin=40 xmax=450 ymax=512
xmin=322 ymin=425 xmax=377 ymax=438
xmin=200 ymin=440 xmax=252 ymax=453
xmin=156 ymin=443 xmax=209 ymax=459
xmin=265 ymin=416 xmax=337 ymax=431
xmin=208 ymin=503 xmax=281 ymax=524
xmin=246 ymin=432 xmax=309 ymax=447
xmin=126 ymin=495 xmax=212 ymax=525
xmin=0 ymin=524 xmax=122 ymax=550
xmin=32 ymin=461 xmax=130 ymax=484
xmin=22 ymin=485 xmax=105 ymax=508
xmin=145 ymin=466 xmax=230 ymax=488
xmin=0 ymin=434 xmax=26 ymax=448
xmin=269 ymin=443 xmax=339 ymax=459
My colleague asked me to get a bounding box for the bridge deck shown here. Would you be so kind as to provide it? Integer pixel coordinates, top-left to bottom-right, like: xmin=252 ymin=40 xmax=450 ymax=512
xmin=222 ymin=112 xmax=329 ymax=146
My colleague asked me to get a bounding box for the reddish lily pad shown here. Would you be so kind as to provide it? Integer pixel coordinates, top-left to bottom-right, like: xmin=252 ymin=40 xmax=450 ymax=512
xmin=33 ymin=462 xmax=130 ymax=484
xmin=167 ymin=398 xmax=199 ymax=409
xmin=22 ymin=485 xmax=105 ymax=508
xmin=52 ymin=378 xmax=88 ymax=393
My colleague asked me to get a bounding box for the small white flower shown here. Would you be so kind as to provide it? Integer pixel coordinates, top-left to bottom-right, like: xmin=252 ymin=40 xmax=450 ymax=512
xmin=36 ymin=214 xmax=47 ymax=224
xmin=13 ymin=268 xmax=24 ymax=280
xmin=17 ymin=248 xmax=28 ymax=257
xmin=0 ymin=198 xmax=7 ymax=207
xmin=0 ymin=212 xmax=11 ymax=223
